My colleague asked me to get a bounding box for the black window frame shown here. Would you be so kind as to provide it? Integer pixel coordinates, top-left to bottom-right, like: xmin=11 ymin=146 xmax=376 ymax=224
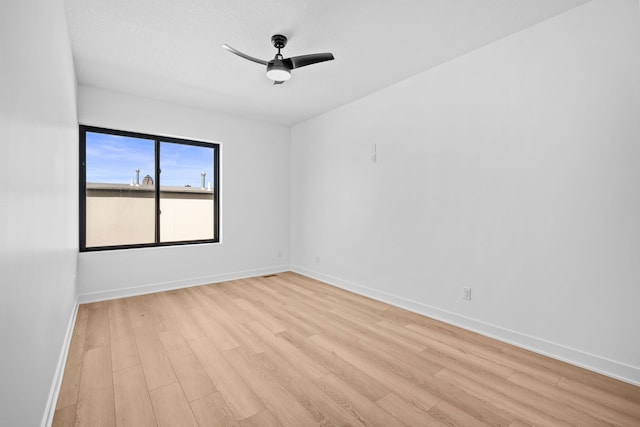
xmin=79 ymin=125 xmax=220 ymax=252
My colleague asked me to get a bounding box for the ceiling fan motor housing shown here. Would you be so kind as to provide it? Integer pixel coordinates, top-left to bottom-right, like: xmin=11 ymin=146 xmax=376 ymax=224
xmin=271 ymin=34 xmax=288 ymax=50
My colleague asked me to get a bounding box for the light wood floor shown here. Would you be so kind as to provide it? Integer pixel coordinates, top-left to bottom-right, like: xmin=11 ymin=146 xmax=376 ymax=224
xmin=53 ymin=272 xmax=640 ymax=426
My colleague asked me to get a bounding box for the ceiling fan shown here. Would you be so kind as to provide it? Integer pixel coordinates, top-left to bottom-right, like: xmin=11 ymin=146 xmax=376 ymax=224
xmin=222 ymin=34 xmax=334 ymax=85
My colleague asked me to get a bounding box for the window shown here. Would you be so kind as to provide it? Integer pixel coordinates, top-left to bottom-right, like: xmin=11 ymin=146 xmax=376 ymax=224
xmin=80 ymin=125 xmax=219 ymax=251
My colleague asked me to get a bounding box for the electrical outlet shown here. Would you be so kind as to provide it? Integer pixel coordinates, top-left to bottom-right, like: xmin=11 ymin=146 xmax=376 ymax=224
xmin=316 ymin=255 xmax=320 ymax=263
xmin=462 ymin=287 xmax=472 ymax=301
xmin=277 ymin=250 xmax=283 ymax=258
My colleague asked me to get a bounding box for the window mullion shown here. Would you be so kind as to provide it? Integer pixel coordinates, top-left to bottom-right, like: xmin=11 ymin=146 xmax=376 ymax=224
xmin=155 ymin=139 xmax=161 ymax=244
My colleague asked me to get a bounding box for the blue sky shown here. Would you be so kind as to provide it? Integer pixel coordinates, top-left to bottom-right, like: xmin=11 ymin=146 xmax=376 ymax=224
xmin=86 ymin=132 xmax=215 ymax=187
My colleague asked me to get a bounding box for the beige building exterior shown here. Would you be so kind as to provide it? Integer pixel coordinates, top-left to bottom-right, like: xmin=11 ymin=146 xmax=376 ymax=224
xmin=86 ymin=183 xmax=214 ymax=247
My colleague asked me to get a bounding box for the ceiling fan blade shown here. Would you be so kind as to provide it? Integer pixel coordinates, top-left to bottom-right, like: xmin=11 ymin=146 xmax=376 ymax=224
xmin=285 ymin=53 xmax=334 ymax=69
xmin=222 ymin=44 xmax=268 ymax=66
xmin=273 ymin=80 xmax=285 ymax=85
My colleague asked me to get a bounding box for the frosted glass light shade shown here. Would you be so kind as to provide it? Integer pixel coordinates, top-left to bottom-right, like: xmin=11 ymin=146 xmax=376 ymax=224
xmin=266 ymin=63 xmax=291 ymax=81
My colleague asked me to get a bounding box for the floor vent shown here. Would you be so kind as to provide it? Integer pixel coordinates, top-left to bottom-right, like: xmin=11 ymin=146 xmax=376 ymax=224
xmin=262 ymin=274 xmax=277 ymax=278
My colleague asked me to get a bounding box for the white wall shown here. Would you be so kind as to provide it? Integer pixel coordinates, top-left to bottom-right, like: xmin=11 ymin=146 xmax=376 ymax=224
xmin=77 ymin=86 xmax=291 ymax=301
xmin=0 ymin=1 xmax=79 ymax=426
xmin=291 ymin=0 xmax=640 ymax=384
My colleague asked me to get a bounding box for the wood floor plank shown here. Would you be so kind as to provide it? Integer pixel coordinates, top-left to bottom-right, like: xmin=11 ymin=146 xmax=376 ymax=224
xmin=351 ymin=336 xmax=513 ymax=426
xmin=407 ymin=322 xmax=516 ymax=379
xmin=509 ymin=419 xmax=534 ymax=427
xmin=125 ymin=295 xmax=161 ymax=330
xmin=309 ymin=333 xmax=441 ymax=413
xmin=269 ymin=276 xmax=339 ymax=313
xmin=213 ymin=279 xmax=248 ymax=300
xmin=133 ymin=325 xmax=177 ymax=391
xmin=557 ymin=376 xmax=640 ymax=417
xmin=186 ymin=286 xmax=264 ymax=354
xmin=245 ymin=284 xmax=325 ymax=339
xmin=52 ymin=403 xmax=76 ymax=427
xmin=355 ymin=331 xmax=443 ymax=376
xmin=239 ymin=409 xmax=283 ymax=427
xmin=314 ymin=331 xmax=517 ymax=426
xmin=404 ymin=321 xmax=557 ymax=384
xmin=238 ymin=278 xmax=322 ymax=337
xmin=85 ymin=302 xmax=110 ymax=350
xmin=144 ymin=293 xmax=182 ymax=335
xmin=331 ymin=308 xmax=428 ymax=353
xmin=509 ymin=372 xmax=640 ymax=426
xmin=502 ymin=344 xmax=638 ymax=397
xmin=222 ymin=346 xmax=318 ymax=426
xmin=258 ymin=276 xmax=340 ymax=314
xmin=245 ymin=320 xmax=327 ymax=380
xmin=149 ymin=382 xmax=198 ymax=427
xmin=435 ymin=368 xmax=574 ymax=426
xmin=56 ymin=304 xmax=89 ymax=410
xmin=314 ymin=373 xmax=408 ymax=426
xmin=55 ymin=273 xmax=640 ymax=427
xmin=75 ymin=346 xmax=115 ymax=427
xmin=201 ymin=284 xmax=256 ymax=325
xmin=448 ymin=366 xmax=608 ymax=426
xmin=154 ymin=291 xmax=204 ymax=341
xmin=232 ymin=298 xmax=286 ymax=333
xmin=188 ymin=305 xmax=239 ymax=351
xmin=253 ymin=349 xmax=366 ymax=426
xmin=277 ymin=296 xmax=363 ymax=345
xmin=113 ymin=365 xmax=157 ymax=427
xmin=158 ymin=330 xmax=217 ymax=401
xmin=427 ymin=400 xmax=496 ymax=427
xmin=108 ymin=299 xmax=139 ymax=372
xmin=188 ymin=337 xmax=265 ymax=420
xmin=190 ymin=393 xmax=239 ymax=427
xmin=390 ymin=353 xmax=515 ymax=426
xmin=376 ymin=393 xmax=451 ymax=427
xmin=285 ymin=272 xmax=390 ymax=312
xmin=278 ymin=329 xmax=392 ymax=402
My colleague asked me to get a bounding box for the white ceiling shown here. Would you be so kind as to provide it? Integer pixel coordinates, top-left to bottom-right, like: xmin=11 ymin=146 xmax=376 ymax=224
xmin=65 ymin=0 xmax=589 ymax=126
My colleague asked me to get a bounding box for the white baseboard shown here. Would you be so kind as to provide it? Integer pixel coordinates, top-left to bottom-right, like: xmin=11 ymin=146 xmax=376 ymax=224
xmin=77 ymin=265 xmax=290 ymax=304
xmin=42 ymin=296 xmax=80 ymax=427
xmin=291 ymin=265 xmax=640 ymax=387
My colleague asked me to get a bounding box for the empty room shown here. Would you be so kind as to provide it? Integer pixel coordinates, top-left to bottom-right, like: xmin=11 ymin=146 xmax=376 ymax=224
xmin=2 ymin=0 xmax=640 ymax=426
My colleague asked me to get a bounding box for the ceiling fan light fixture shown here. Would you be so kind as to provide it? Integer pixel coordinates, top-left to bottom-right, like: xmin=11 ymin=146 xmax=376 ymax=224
xmin=266 ymin=62 xmax=291 ymax=81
